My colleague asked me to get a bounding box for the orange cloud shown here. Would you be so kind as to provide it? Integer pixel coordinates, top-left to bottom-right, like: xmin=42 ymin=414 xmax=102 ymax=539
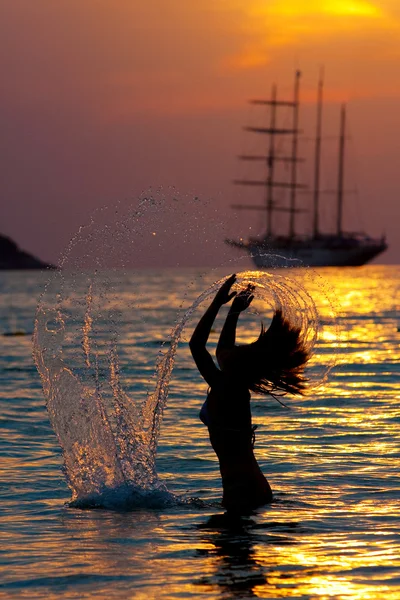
xmin=258 ymin=0 xmax=383 ymax=17
xmin=222 ymin=0 xmax=400 ymax=70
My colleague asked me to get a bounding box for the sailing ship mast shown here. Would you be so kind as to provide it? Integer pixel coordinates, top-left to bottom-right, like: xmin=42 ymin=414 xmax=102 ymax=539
xmin=265 ymin=84 xmax=277 ymax=236
xmin=312 ymin=75 xmax=348 ymax=241
xmin=337 ymin=104 xmax=346 ymax=237
xmin=232 ymin=71 xmax=306 ymax=238
xmin=289 ymin=71 xmax=301 ymax=238
xmin=226 ymin=71 xmax=388 ymax=267
xmin=313 ymin=70 xmax=323 ymax=238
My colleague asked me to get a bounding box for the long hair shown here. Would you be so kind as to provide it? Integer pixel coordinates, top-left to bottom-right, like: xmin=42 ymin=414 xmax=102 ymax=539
xmin=234 ymin=309 xmax=312 ymax=396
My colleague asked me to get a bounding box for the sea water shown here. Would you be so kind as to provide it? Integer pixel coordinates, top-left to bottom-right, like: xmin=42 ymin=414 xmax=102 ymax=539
xmin=1 ymin=264 xmax=400 ymax=599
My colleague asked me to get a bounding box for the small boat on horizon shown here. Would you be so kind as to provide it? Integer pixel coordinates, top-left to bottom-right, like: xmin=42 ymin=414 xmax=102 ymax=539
xmin=226 ymin=71 xmax=388 ymax=268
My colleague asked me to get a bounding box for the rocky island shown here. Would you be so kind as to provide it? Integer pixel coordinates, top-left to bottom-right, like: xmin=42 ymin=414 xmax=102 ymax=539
xmin=0 ymin=234 xmax=56 ymax=270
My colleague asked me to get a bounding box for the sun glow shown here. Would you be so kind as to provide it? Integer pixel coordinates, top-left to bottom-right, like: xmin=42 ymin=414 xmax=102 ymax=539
xmin=254 ymin=0 xmax=383 ymax=18
xmin=223 ymin=0 xmax=399 ymax=74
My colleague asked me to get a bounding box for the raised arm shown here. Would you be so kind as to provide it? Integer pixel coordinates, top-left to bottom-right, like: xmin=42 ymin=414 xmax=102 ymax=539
xmin=189 ymin=274 xmax=237 ymax=386
xmin=216 ymin=284 xmax=255 ymax=356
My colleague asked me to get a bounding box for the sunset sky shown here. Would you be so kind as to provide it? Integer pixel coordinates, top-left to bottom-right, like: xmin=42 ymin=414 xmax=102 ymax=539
xmin=1 ymin=0 xmax=399 ymax=265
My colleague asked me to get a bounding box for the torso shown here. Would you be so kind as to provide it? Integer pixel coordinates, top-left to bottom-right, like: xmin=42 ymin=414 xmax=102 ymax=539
xmin=205 ymin=374 xmax=252 ymax=430
xmin=200 ymin=372 xmax=272 ymax=511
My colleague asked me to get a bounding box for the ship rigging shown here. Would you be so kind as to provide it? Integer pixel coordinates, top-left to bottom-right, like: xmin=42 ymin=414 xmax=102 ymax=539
xmin=226 ymin=71 xmax=387 ymax=267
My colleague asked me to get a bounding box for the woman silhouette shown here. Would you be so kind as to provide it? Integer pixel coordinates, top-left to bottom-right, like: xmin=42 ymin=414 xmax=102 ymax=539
xmin=190 ymin=274 xmax=311 ymax=513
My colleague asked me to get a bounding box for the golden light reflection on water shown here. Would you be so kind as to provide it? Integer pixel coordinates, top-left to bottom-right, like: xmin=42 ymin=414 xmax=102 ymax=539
xmin=1 ymin=266 xmax=400 ymax=598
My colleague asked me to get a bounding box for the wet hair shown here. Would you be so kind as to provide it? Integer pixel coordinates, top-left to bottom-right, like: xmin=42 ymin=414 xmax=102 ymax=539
xmin=232 ymin=309 xmax=312 ymax=396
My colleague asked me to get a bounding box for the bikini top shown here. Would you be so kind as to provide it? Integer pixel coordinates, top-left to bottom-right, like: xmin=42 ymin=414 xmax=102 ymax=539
xmin=199 ymin=395 xmax=258 ymax=447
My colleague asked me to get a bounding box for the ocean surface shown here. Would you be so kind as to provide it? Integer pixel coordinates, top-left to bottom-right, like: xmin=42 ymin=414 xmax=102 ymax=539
xmin=1 ymin=265 xmax=399 ymax=599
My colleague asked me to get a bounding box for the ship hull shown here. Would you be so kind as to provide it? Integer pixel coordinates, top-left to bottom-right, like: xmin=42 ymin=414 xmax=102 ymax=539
xmin=227 ymin=236 xmax=388 ymax=268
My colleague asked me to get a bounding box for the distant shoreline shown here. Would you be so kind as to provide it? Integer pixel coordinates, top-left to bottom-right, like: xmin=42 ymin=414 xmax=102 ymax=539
xmin=0 ymin=234 xmax=56 ymax=270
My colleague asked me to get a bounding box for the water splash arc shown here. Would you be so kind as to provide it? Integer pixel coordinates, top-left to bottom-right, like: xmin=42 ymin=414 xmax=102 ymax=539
xmin=33 ymin=266 xmax=324 ymax=509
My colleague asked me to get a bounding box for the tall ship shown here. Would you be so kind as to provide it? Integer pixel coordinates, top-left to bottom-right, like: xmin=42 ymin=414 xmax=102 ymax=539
xmin=226 ymin=71 xmax=388 ymax=268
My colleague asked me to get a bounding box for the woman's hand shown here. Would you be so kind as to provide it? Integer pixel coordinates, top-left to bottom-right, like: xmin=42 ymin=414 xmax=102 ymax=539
xmin=214 ymin=274 xmax=237 ymax=306
xmin=231 ymin=284 xmax=255 ymax=313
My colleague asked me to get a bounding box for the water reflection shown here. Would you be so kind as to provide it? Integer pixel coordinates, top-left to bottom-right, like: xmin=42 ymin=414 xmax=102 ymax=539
xmin=2 ymin=266 xmax=400 ymax=599
xmin=195 ymin=512 xmax=298 ymax=598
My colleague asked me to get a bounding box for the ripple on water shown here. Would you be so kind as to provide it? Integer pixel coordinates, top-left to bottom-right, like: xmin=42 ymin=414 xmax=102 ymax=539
xmin=1 ymin=265 xmax=400 ymax=598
